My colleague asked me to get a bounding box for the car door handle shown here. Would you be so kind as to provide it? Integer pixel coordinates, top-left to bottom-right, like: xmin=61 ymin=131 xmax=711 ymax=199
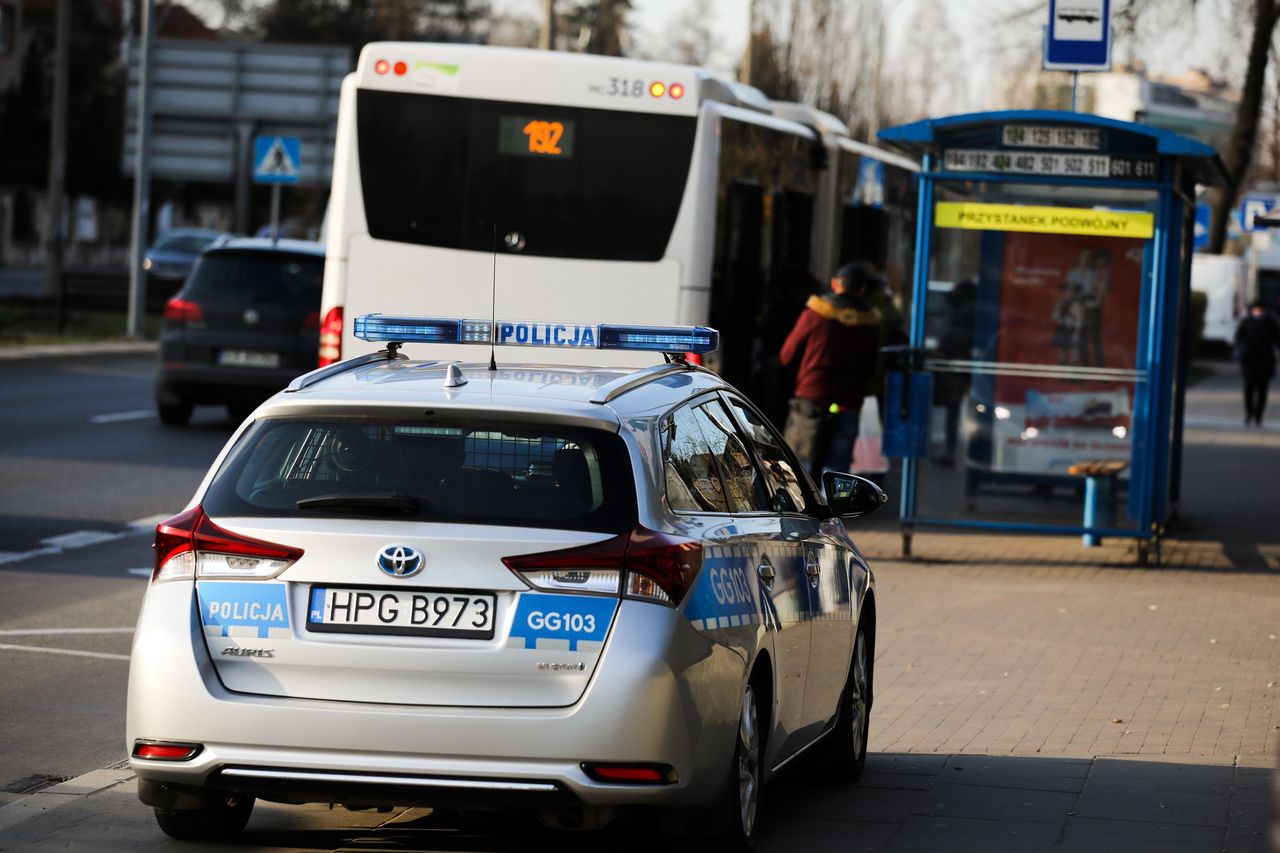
xmin=804 ymin=555 xmax=820 ymax=586
xmin=756 ymin=562 xmax=776 ymax=589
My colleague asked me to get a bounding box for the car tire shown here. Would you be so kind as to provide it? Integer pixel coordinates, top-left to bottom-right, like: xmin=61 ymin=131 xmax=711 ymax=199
xmin=713 ymin=680 xmax=762 ymax=850
xmin=153 ymin=794 xmax=254 ymax=841
xmin=156 ymin=400 xmax=193 ymax=427
xmin=826 ymin=621 xmax=872 ymax=782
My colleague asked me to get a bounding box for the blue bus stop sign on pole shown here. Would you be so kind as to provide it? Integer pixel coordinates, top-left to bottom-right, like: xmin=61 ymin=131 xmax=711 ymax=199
xmin=1238 ymin=194 xmax=1276 ymax=233
xmin=253 ymin=135 xmax=301 ymax=185
xmin=1044 ymin=0 xmax=1112 ymax=71
xmin=1193 ymin=203 xmax=1210 ymax=251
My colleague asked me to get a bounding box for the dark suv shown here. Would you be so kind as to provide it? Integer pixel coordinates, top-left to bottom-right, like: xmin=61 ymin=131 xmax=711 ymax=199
xmin=155 ymin=239 xmax=324 ymax=426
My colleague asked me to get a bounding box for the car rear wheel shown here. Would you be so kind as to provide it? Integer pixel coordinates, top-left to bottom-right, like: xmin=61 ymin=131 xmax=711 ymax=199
xmin=156 ymin=400 xmax=193 ymax=427
xmin=153 ymin=793 xmax=254 ymax=841
xmin=711 ymin=681 xmax=761 ymax=850
xmin=827 ymin=622 xmax=872 ymax=781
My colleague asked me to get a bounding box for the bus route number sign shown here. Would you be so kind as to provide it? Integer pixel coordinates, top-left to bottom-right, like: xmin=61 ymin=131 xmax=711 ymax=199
xmin=499 ymin=116 xmax=576 ymax=159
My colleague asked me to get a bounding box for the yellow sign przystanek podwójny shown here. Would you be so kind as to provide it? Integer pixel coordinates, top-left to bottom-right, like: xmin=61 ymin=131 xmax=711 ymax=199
xmin=935 ymin=202 xmax=1155 ymax=239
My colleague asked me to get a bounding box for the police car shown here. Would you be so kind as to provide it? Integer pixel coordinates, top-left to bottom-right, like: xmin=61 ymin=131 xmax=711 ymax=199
xmin=126 ymin=315 xmax=884 ymax=848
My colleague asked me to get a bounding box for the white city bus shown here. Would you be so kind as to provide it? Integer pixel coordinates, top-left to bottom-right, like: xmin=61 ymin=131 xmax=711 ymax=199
xmin=320 ymin=42 xmax=917 ymax=414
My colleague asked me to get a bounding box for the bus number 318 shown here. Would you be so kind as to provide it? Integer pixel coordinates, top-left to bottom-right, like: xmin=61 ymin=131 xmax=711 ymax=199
xmin=607 ymin=77 xmax=645 ymax=98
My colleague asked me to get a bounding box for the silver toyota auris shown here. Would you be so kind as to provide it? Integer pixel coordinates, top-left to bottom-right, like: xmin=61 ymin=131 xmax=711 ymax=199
xmin=127 ymin=318 xmax=883 ymax=849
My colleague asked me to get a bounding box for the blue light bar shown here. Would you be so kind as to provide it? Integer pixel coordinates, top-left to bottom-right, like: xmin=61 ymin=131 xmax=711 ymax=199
xmin=354 ymin=315 xmax=719 ymax=354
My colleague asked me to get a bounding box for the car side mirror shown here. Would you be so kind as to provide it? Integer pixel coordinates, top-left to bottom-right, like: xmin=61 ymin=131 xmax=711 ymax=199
xmin=822 ymin=472 xmax=887 ymax=519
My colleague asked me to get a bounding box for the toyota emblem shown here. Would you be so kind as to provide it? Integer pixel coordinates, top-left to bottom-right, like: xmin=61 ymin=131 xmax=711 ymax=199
xmin=376 ymin=544 xmax=424 ymax=578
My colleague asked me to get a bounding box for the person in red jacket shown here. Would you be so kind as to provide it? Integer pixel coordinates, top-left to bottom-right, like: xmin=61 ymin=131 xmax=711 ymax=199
xmin=779 ymin=261 xmax=882 ymax=477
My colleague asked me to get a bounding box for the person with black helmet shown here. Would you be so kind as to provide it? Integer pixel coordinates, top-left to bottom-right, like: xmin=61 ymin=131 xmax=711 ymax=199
xmin=779 ymin=261 xmax=882 ymax=476
xmin=1235 ymin=300 xmax=1280 ymax=426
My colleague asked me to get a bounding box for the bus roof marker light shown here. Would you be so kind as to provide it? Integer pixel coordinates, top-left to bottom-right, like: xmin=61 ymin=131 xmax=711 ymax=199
xmin=649 ymin=81 xmax=666 ymax=97
xmin=669 ymin=83 xmax=684 ymax=99
xmin=393 ymin=61 xmax=408 ymax=76
xmin=374 ymin=59 xmax=390 ymax=75
xmin=353 ymin=315 xmax=719 ymax=355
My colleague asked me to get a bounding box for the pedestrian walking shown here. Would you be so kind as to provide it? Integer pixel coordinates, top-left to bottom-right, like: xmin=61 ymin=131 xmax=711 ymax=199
xmin=779 ymin=261 xmax=882 ymax=477
xmin=934 ymin=277 xmax=978 ymax=467
xmin=1234 ymin=301 xmax=1280 ymax=426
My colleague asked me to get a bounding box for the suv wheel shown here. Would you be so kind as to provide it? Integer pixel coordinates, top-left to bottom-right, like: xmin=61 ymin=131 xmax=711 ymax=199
xmin=157 ymin=400 xmax=193 ymax=427
xmin=154 ymin=794 xmax=254 ymax=841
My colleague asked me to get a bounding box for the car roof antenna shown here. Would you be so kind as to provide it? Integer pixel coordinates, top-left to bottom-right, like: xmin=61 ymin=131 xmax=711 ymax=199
xmin=488 ymin=224 xmax=498 ymax=372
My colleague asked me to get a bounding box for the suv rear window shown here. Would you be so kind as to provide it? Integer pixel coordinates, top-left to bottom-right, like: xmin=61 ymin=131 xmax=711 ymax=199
xmin=185 ymin=251 xmax=323 ymax=304
xmin=202 ymin=417 xmax=635 ymax=533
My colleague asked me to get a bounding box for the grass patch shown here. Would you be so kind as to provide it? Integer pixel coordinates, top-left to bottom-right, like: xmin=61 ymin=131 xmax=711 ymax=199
xmin=0 ymin=300 xmax=160 ymax=345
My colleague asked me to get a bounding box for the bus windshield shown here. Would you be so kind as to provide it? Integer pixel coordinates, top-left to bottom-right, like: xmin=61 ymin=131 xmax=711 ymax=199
xmin=357 ymin=89 xmax=697 ymax=262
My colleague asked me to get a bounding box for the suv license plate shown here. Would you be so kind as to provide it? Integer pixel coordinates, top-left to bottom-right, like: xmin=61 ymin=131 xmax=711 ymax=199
xmin=306 ymin=587 xmax=496 ymax=639
xmin=219 ymin=349 xmax=281 ymax=369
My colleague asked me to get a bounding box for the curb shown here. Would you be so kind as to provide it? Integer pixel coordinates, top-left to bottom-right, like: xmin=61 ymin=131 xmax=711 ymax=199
xmin=0 ymin=341 xmax=157 ymax=361
xmin=0 ymin=766 xmax=134 ymax=833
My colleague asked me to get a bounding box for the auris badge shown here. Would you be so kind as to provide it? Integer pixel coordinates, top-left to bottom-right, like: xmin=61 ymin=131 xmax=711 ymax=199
xmin=377 ymin=545 xmax=424 ymax=578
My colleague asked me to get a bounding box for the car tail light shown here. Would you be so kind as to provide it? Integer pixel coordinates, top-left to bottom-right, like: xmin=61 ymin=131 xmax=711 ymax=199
xmin=503 ymin=526 xmax=701 ymax=606
xmin=152 ymin=506 xmax=303 ymax=583
xmin=622 ymin=527 xmax=701 ymax=605
xmin=302 ymin=310 xmax=320 ymax=332
xmin=581 ymin=762 xmax=676 ymax=784
xmin=133 ymin=740 xmax=203 ymax=761
xmin=163 ymin=297 xmax=202 ymax=325
xmin=318 ymin=306 xmax=343 ymax=366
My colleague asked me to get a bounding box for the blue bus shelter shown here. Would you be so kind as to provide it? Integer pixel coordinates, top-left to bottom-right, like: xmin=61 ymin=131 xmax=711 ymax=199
xmin=877 ymin=111 xmax=1227 ymax=565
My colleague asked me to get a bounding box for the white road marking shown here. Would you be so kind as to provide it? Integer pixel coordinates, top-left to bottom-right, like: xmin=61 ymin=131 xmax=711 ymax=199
xmin=89 ymin=410 xmax=153 ymax=424
xmin=0 ymin=643 xmax=130 ymax=661
xmin=40 ymin=530 xmax=123 ymax=549
xmin=128 ymin=513 xmax=172 ymax=529
xmin=127 ymin=568 xmax=151 ymax=577
xmin=0 ymin=547 xmax=60 ymax=566
xmin=0 ymin=628 xmax=133 ymax=636
xmin=0 ymin=521 xmax=166 ymax=568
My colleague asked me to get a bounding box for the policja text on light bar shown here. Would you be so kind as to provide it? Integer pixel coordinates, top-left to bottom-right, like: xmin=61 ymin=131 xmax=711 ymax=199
xmin=353 ymin=315 xmax=719 ymax=354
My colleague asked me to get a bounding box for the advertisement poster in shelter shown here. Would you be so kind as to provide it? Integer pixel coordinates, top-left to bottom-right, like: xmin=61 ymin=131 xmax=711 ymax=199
xmin=991 ymin=232 xmax=1144 ymax=475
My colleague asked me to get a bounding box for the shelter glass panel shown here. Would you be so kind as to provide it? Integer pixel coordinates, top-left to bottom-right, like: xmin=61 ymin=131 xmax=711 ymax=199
xmin=914 ymin=180 xmax=1158 ymax=531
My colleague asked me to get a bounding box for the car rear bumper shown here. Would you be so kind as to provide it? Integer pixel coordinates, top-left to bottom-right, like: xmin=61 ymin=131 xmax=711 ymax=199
xmin=126 ymin=583 xmax=745 ymax=810
xmin=155 ymin=366 xmax=300 ymax=406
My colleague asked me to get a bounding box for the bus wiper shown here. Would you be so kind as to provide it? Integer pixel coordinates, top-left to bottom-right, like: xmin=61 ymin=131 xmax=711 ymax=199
xmin=296 ymin=492 xmax=423 ymax=515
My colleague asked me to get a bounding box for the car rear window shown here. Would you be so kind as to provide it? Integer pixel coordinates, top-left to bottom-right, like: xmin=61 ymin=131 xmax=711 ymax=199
xmin=185 ymin=252 xmax=323 ymax=305
xmin=202 ymin=417 xmax=636 ymax=533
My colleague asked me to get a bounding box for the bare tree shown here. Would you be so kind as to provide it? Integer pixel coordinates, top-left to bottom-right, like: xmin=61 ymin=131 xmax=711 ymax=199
xmin=1206 ymin=0 xmax=1280 ymax=251
xmin=661 ymin=0 xmax=716 ymax=67
xmin=748 ymin=0 xmax=889 ymax=140
xmin=886 ymin=0 xmax=964 ymax=124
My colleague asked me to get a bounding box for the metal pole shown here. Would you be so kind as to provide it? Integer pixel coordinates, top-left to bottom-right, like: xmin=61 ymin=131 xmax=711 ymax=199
xmin=1070 ymin=70 xmax=1079 ymax=112
xmin=539 ymin=0 xmax=556 ymax=50
xmin=234 ymin=123 xmax=253 ymax=235
xmin=270 ymin=184 xmax=280 ymax=245
xmin=42 ymin=0 xmax=70 ymax=300
xmin=126 ymin=0 xmax=156 ymax=338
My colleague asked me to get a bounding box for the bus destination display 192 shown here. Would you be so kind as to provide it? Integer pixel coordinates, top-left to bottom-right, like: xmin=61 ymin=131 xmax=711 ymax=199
xmin=498 ymin=116 xmax=576 ymax=159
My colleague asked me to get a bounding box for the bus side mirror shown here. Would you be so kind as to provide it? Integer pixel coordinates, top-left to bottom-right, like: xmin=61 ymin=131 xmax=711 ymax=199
xmin=822 ymin=472 xmax=887 ymax=519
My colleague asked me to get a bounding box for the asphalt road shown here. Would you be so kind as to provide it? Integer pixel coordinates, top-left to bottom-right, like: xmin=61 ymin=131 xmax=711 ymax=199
xmin=0 ymin=353 xmax=238 ymax=800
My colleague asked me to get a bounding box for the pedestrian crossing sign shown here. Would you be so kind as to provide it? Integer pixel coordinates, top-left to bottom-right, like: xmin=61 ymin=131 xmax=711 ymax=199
xmin=253 ymin=135 xmax=301 ymax=185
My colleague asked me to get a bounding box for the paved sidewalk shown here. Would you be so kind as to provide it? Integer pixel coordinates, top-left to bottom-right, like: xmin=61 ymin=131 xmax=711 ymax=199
xmin=0 ymin=360 xmax=1274 ymax=851
xmin=0 ymin=341 xmax=156 ymax=361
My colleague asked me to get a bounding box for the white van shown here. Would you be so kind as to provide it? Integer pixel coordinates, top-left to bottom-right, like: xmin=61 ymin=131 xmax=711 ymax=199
xmin=1191 ymin=254 xmax=1247 ymax=346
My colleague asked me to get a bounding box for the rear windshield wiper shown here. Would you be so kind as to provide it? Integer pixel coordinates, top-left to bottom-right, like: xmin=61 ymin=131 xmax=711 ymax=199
xmin=296 ymin=492 xmax=423 ymax=515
